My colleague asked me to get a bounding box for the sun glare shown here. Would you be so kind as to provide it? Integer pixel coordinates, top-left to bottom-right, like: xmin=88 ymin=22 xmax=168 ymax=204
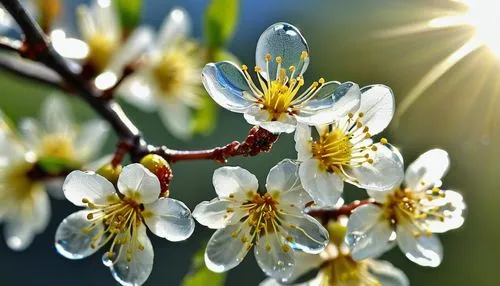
xmin=462 ymin=0 xmax=500 ymax=57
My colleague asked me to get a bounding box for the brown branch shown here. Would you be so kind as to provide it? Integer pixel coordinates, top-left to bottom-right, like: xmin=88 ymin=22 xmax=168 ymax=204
xmin=150 ymin=126 xmax=279 ymax=163
xmin=308 ymin=199 xmax=376 ymax=224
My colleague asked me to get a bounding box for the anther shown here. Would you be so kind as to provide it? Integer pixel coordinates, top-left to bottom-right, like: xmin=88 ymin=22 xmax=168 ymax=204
xmin=265 ymin=53 xmax=271 ymax=61
xmin=318 ymin=77 xmax=325 ymax=84
xmin=275 ymin=56 xmax=282 ymax=63
xmin=86 ymin=213 xmax=94 ymax=220
xmin=289 ymin=66 xmax=296 ymax=72
xmin=254 ymin=66 xmax=261 ymax=72
xmin=358 ymin=112 xmax=364 ymax=118
xmin=241 ymin=64 xmax=248 ymax=71
xmin=300 ymin=51 xmax=308 ymax=60
xmin=82 ymin=198 xmax=89 ymax=204
xmin=380 ymin=138 xmax=388 ymax=144
xmin=348 ymin=112 xmax=354 ymax=118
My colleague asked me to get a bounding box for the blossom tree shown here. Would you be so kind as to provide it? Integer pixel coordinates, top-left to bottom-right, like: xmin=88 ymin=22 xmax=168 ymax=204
xmin=0 ymin=0 xmax=466 ymax=285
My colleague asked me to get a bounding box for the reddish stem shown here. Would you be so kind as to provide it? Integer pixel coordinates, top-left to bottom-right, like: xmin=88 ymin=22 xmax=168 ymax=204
xmin=308 ymin=199 xmax=376 ymax=224
xmin=150 ymin=126 xmax=279 ymax=163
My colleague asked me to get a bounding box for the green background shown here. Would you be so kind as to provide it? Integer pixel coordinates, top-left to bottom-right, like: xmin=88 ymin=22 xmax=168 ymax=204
xmin=0 ymin=0 xmax=496 ymax=285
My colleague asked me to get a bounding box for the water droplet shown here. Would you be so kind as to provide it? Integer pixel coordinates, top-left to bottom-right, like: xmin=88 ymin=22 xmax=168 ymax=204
xmin=102 ymin=252 xmax=114 ymax=266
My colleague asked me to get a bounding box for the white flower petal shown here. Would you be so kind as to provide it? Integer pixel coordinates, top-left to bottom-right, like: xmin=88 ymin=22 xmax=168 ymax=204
xmin=77 ymin=5 xmax=95 ymax=40
xmin=158 ymin=99 xmax=192 ymax=140
xmin=119 ymin=73 xmax=157 ymax=112
xmin=244 ymin=107 xmax=297 ymax=134
xmin=110 ymin=224 xmax=154 ymax=286
xmin=157 ymin=7 xmax=192 ymax=49
xmin=404 ymin=149 xmax=450 ymax=191
xmin=202 ymin=62 xmax=255 ymax=113
xmin=396 ymin=220 xmax=443 ymax=267
xmin=345 ymin=204 xmax=393 ymax=260
xmin=31 ymin=188 xmax=51 ymax=232
xmin=193 ymin=198 xmax=243 ymax=229
xmin=421 ymin=190 xmax=465 ymax=233
xmin=41 ymin=95 xmax=74 ymax=134
xmin=366 ymin=189 xmax=391 ymax=203
xmin=63 ymin=170 xmax=117 ymax=207
xmin=298 ymin=159 xmax=343 ymax=207
xmin=255 ymin=22 xmax=309 ymax=80
xmin=143 ymin=198 xmax=195 ymax=241
xmin=294 ymin=123 xmax=312 ymax=162
xmin=357 ymin=85 xmax=395 ymax=136
xmin=285 ymin=251 xmax=324 ymax=283
xmin=266 ymin=159 xmax=301 ymax=193
xmin=55 ymin=210 xmax=104 ymax=259
xmin=346 ymin=143 xmax=404 ymax=191
xmin=282 ymin=212 xmax=329 ymax=254
xmin=254 ymin=233 xmax=295 ymax=281
xmin=296 ymin=81 xmax=361 ymax=125
xmin=19 ymin=118 xmax=42 ymax=150
xmin=213 ymin=166 xmax=258 ymax=199
xmin=75 ymin=119 xmax=109 ymax=161
xmin=4 ymin=218 xmax=35 ymax=251
xmin=205 ymin=224 xmax=252 ymax=272
xmin=117 ymin=164 xmax=161 ymax=204
xmin=108 ymin=27 xmax=154 ymax=73
xmin=366 ymin=260 xmax=409 ymax=286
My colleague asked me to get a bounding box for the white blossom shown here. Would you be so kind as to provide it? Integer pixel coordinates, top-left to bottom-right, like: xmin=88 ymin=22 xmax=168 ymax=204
xmin=0 ymin=111 xmax=50 ymax=251
xmin=294 ymin=85 xmax=404 ymax=207
xmin=55 ymin=163 xmax=195 ymax=286
xmin=202 ymin=22 xmax=361 ymax=134
xmin=261 ymin=219 xmax=409 ymax=286
xmin=119 ymin=8 xmax=203 ymax=139
xmin=345 ymin=149 xmax=466 ymax=267
xmin=193 ymin=159 xmax=329 ymax=281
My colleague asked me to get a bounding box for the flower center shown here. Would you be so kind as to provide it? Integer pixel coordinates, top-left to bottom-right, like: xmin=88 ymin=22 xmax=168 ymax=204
xmin=322 ymin=255 xmax=381 ymax=286
xmin=382 ymin=187 xmax=447 ymax=238
xmin=240 ymin=52 xmax=326 ymax=121
xmin=87 ymin=33 xmax=118 ymax=72
xmin=41 ymin=134 xmax=75 ymax=161
xmin=2 ymin=161 xmax=39 ymax=201
xmin=228 ymin=192 xmax=293 ymax=253
xmin=81 ymin=196 xmax=145 ymax=263
xmin=152 ymin=50 xmax=190 ymax=95
xmin=310 ymin=112 xmax=380 ymax=181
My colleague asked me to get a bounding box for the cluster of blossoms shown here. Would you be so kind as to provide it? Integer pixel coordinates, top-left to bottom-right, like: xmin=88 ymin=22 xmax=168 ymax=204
xmin=0 ymin=1 xmax=466 ymax=285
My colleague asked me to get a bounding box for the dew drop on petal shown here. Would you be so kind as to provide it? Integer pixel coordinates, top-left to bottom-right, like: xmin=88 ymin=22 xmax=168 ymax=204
xmin=102 ymin=252 xmax=114 ymax=267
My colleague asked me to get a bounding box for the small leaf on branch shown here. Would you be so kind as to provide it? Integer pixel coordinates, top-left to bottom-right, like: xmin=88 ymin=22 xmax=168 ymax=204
xmin=181 ymin=243 xmax=226 ymax=286
xmin=117 ymin=0 xmax=143 ymax=35
xmin=204 ymin=0 xmax=240 ymax=49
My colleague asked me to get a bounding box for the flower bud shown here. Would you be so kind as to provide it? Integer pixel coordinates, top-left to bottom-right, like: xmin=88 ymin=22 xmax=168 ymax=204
xmin=96 ymin=163 xmax=122 ymax=184
xmin=140 ymin=154 xmax=172 ymax=197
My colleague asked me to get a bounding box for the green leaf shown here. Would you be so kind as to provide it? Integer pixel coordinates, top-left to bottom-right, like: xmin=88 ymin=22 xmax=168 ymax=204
xmin=204 ymin=0 xmax=240 ymax=49
xmin=191 ymin=93 xmax=218 ymax=135
xmin=117 ymin=0 xmax=142 ymax=33
xmin=37 ymin=157 xmax=80 ymax=174
xmin=182 ymin=243 xmax=226 ymax=286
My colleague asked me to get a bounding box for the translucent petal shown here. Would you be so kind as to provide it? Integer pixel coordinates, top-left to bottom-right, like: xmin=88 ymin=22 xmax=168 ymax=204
xmin=244 ymin=105 xmax=297 ymax=134
xmin=282 ymin=212 xmax=329 ymax=254
xmin=157 ymin=7 xmax=192 ymax=49
xmin=404 ymin=149 xmax=450 ymax=191
xmin=255 ymin=22 xmax=309 ymax=80
xmin=4 ymin=217 xmax=35 ymax=251
xmin=192 ymin=198 xmax=242 ymax=229
xmin=63 ymin=170 xmax=117 ymax=207
xmin=357 ymin=85 xmax=395 ymax=136
xmin=346 ymin=143 xmax=404 ymax=191
xmin=31 ymin=188 xmax=51 ymax=232
xmin=345 ymin=204 xmax=393 ymax=260
xmin=205 ymin=224 xmax=252 ymax=272
xmin=396 ymin=220 xmax=443 ymax=267
xmin=55 ymin=210 xmax=104 ymax=259
xmin=158 ymin=99 xmax=192 ymax=140
xmin=75 ymin=119 xmax=109 ymax=162
xmin=285 ymin=251 xmax=324 ymax=283
xmin=294 ymin=123 xmax=312 ymax=162
xmin=421 ymin=190 xmax=465 ymax=233
xmin=266 ymin=159 xmax=301 ymax=193
xmin=202 ymin=62 xmax=255 ymax=113
xmin=212 ymin=166 xmax=258 ymax=199
xmin=367 ymin=260 xmax=410 ymax=286
xmin=143 ymin=198 xmax=195 ymax=241
xmin=41 ymin=95 xmax=73 ymax=134
xmin=110 ymin=225 xmax=154 ymax=286
xmin=298 ymin=159 xmax=343 ymax=207
xmin=297 ymin=81 xmax=361 ymax=125
xmin=254 ymin=233 xmax=295 ymax=281
xmin=117 ymin=164 xmax=161 ymax=204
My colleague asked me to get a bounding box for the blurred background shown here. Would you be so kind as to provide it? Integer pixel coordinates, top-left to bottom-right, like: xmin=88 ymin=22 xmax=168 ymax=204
xmin=0 ymin=0 xmax=497 ymax=285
